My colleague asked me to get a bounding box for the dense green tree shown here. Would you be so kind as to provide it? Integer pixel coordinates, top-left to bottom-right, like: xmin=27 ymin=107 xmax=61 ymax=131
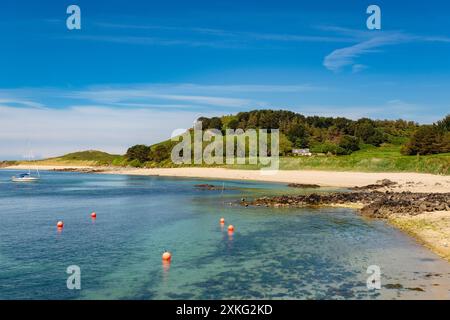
xmin=366 ymin=129 xmax=385 ymax=147
xmin=286 ymin=124 xmax=308 ymax=147
xmin=436 ymin=114 xmax=450 ymax=132
xmin=148 ymin=144 xmax=170 ymax=162
xmin=354 ymin=121 xmax=374 ymax=141
xmin=126 ymin=145 xmax=150 ymax=163
xmin=354 ymin=120 xmax=386 ymax=146
xmin=401 ymin=125 xmax=447 ymax=155
xmin=338 ymin=135 xmax=360 ymax=154
xmin=208 ymin=117 xmax=223 ymax=130
xmin=197 ymin=117 xmax=210 ymax=129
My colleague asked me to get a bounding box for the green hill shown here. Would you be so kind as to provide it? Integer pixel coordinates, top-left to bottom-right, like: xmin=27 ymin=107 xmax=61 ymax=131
xmin=122 ymin=110 xmax=449 ymax=174
xmin=14 ymin=110 xmax=448 ymax=174
xmin=22 ymin=150 xmax=125 ymax=166
xmin=57 ymin=150 xmax=121 ymax=163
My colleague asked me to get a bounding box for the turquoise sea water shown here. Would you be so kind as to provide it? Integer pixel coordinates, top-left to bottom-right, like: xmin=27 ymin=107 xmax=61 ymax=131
xmin=0 ymin=170 xmax=449 ymax=300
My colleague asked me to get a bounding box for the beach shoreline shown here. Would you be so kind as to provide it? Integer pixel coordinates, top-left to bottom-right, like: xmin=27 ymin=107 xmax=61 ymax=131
xmin=3 ymin=164 xmax=450 ymax=262
xmin=4 ymin=164 xmax=449 ymax=192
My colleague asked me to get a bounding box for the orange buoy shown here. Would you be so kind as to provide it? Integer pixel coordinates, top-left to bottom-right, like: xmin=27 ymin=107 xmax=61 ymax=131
xmin=91 ymin=212 xmax=97 ymax=218
xmin=227 ymin=225 xmax=234 ymax=232
xmin=162 ymin=251 xmax=172 ymax=261
xmin=220 ymin=218 xmax=225 ymax=224
xmin=57 ymin=221 xmax=64 ymax=228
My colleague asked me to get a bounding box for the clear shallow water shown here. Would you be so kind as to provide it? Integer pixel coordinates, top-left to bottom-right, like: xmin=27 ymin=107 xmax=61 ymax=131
xmin=0 ymin=170 xmax=449 ymax=300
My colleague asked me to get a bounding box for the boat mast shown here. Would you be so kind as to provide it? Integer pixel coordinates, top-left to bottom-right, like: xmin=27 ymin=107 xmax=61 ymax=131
xmin=28 ymin=148 xmax=39 ymax=177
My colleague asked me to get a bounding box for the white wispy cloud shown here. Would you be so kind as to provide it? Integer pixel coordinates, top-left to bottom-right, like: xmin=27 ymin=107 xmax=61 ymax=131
xmin=0 ymin=105 xmax=215 ymax=159
xmin=62 ymin=21 xmax=450 ymax=73
xmin=0 ymin=82 xmax=325 ymax=158
xmin=295 ymin=99 xmax=440 ymax=123
xmin=173 ymin=83 xmax=321 ymax=93
xmin=65 ymin=85 xmax=261 ymax=108
xmin=351 ymin=64 xmax=368 ymax=74
xmin=323 ymin=28 xmax=450 ymax=72
xmin=0 ymin=98 xmax=47 ymax=109
xmin=60 ymin=83 xmax=322 ymax=108
xmin=95 ymin=22 xmax=357 ymax=44
xmin=323 ymin=32 xmax=412 ymax=72
xmin=64 ymin=34 xmax=245 ymax=49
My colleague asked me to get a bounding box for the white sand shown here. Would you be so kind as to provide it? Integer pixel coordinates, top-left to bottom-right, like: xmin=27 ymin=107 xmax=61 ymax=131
xmin=103 ymin=167 xmax=450 ymax=193
xmin=5 ymin=165 xmax=448 ymax=193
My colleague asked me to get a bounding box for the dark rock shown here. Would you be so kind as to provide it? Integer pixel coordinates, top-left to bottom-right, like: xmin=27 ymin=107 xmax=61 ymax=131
xmin=385 ymin=283 xmax=403 ymax=289
xmin=406 ymin=287 xmax=425 ymax=292
xmin=194 ymin=184 xmax=230 ymax=191
xmin=249 ymin=191 xmax=450 ymax=219
xmin=351 ymin=179 xmax=397 ymax=191
xmin=287 ymin=183 xmax=320 ymax=189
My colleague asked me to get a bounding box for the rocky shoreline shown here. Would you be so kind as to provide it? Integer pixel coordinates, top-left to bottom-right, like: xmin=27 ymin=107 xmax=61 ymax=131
xmin=249 ymin=191 xmax=450 ymax=218
xmin=245 ymin=181 xmax=450 ymax=261
xmin=51 ymin=167 xmax=106 ymax=173
xmin=241 ymin=179 xmax=450 ymax=219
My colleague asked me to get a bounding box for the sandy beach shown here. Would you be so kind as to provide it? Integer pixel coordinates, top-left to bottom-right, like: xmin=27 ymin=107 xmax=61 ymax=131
xmin=5 ymin=165 xmax=449 ymax=192
xmin=390 ymin=211 xmax=450 ymax=262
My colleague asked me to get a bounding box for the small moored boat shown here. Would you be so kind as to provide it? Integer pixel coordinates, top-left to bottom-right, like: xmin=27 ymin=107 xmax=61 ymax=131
xmin=11 ymin=149 xmax=41 ymax=183
xmin=11 ymin=172 xmax=40 ymax=182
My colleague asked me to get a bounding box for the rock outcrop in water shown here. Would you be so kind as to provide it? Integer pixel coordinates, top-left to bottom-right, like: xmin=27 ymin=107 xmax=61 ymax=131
xmin=287 ymin=183 xmax=321 ymax=188
xmin=249 ymin=192 xmax=450 ymax=218
xmin=53 ymin=168 xmax=106 ymax=173
xmin=350 ymin=179 xmax=397 ymax=191
xmin=194 ymin=184 xmax=234 ymax=191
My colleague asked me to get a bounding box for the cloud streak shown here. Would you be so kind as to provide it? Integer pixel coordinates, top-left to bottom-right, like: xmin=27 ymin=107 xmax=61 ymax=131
xmin=0 ymin=105 xmax=214 ymax=159
xmin=95 ymin=22 xmax=358 ymax=44
xmin=68 ymin=22 xmax=450 ymax=72
xmin=324 ymin=32 xmax=411 ymax=72
xmin=0 ymin=83 xmax=321 ymax=111
xmin=323 ymin=29 xmax=450 ymax=72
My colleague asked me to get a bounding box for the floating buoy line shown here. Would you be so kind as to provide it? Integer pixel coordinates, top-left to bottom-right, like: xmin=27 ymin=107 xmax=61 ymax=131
xmin=53 ymin=185 xmax=242 ymax=269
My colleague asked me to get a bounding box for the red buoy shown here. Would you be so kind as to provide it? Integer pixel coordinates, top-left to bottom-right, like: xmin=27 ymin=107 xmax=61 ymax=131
xmin=91 ymin=212 xmax=97 ymax=218
xmin=57 ymin=221 xmax=64 ymax=228
xmin=227 ymin=225 xmax=234 ymax=232
xmin=162 ymin=252 xmax=172 ymax=261
xmin=220 ymin=218 xmax=225 ymax=224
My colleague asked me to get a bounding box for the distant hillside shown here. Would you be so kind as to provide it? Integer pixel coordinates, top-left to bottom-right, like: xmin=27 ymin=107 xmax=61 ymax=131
xmin=11 ymin=110 xmax=448 ymax=174
xmin=57 ymin=150 xmax=120 ymax=163
xmin=122 ymin=110 xmax=449 ymax=174
xmin=21 ymin=150 xmax=125 ymax=166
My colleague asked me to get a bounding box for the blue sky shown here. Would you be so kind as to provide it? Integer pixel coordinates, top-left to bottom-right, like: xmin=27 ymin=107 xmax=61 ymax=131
xmin=0 ymin=0 xmax=449 ymax=158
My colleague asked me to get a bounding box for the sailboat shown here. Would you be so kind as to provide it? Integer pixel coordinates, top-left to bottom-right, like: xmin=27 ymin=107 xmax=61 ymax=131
xmin=11 ymin=172 xmax=40 ymax=182
xmin=11 ymin=150 xmax=40 ymax=182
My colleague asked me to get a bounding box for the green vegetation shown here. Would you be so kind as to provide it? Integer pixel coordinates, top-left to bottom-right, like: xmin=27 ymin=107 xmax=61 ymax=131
xmin=401 ymin=115 xmax=450 ymax=155
xmin=19 ymin=150 xmax=126 ymax=167
xmin=229 ymin=144 xmax=449 ymax=175
xmin=14 ymin=110 xmax=448 ymax=175
xmin=57 ymin=150 xmax=122 ymax=164
xmin=0 ymin=160 xmax=18 ymax=168
xmin=122 ymin=110 xmax=449 ymax=174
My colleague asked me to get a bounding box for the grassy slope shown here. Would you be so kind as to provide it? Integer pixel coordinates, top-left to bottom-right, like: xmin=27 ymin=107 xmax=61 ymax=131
xmin=18 ymin=150 xmax=124 ymax=167
xmin=12 ymin=146 xmax=450 ymax=175
xmin=227 ymin=144 xmax=450 ymax=175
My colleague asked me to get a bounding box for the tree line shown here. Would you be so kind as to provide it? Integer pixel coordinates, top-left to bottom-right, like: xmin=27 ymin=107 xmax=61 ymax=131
xmin=125 ymin=110 xmax=450 ymax=165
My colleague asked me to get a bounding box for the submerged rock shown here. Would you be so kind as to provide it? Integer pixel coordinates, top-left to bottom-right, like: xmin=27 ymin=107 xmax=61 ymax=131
xmin=287 ymin=183 xmax=321 ymax=189
xmin=385 ymin=283 xmax=403 ymax=289
xmin=194 ymin=184 xmax=231 ymax=191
